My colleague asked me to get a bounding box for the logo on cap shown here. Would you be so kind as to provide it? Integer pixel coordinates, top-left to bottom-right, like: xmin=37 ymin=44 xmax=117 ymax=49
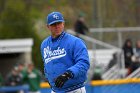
xmin=53 ymin=14 xmax=59 ymax=19
xmin=47 ymin=12 xmax=64 ymax=25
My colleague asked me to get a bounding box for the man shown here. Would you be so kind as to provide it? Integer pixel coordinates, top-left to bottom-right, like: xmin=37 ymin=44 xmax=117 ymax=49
xmin=22 ymin=63 xmax=41 ymax=93
xmin=5 ymin=67 xmax=22 ymax=86
xmin=5 ymin=67 xmax=22 ymax=93
xmin=40 ymin=12 xmax=90 ymax=93
xmin=74 ymin=15 xmax=89 ymax=36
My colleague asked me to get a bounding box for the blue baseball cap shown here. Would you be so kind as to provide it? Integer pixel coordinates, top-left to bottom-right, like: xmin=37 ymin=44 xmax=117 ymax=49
xmin=46 ymin=12 xmax=65 ymax=25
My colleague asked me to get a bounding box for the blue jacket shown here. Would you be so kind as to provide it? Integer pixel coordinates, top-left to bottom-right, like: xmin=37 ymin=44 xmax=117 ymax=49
xmin=40 ymin=31 xmax=90 ymax=92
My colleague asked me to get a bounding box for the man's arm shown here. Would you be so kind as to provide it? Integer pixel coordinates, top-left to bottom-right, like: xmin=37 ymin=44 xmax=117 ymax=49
xmin=67 ymin=39 xmax=90 ymax=78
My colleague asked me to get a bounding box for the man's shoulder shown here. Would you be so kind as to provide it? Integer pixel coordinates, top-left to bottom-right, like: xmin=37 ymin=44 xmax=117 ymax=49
xmin=65 ymin=32 xmax=80 ymax=41
xmin=67 ymin=33 xmax=84 ymax=44
xmin=66 ymin=33 xmax=86 ymax=46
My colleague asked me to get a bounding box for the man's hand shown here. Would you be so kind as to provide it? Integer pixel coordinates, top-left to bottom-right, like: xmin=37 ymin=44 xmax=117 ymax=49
xmin=55 ymin=71 xmax=72 ymax=88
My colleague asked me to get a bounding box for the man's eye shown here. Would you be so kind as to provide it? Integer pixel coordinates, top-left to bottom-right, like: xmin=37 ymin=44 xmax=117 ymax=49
xmin=50 ymin=22 xmax=62 ymax=26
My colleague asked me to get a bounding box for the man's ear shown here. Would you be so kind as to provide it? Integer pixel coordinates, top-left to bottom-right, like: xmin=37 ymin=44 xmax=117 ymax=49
xmin=46 ymin=24 xmax=49 ymax=29
xmin=63 ymin=22 xmax=65 ymax=25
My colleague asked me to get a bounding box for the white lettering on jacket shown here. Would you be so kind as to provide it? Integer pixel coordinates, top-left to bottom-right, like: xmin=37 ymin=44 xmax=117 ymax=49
xmin=43 ymin=46 xmax=66 ymax=64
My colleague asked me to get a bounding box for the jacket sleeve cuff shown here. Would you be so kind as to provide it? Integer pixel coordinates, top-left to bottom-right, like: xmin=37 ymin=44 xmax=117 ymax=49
xmin=66 ymin=70 xmax=74 ymax=78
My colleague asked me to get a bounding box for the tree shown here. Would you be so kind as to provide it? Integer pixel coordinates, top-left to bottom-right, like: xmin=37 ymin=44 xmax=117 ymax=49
xmin=0 ymin=0 xmax=43 ymax=71
xmin=0 ymin=0 xmax=33 ymax=38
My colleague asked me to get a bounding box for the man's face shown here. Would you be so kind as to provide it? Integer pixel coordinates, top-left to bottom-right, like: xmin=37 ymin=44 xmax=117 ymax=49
xmin=47 ymin=22 xmax=64 ymax=38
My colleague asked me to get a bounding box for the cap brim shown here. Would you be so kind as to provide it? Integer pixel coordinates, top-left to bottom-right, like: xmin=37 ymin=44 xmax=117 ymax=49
xmin=48 ymin=20 xmax=64 ymax=25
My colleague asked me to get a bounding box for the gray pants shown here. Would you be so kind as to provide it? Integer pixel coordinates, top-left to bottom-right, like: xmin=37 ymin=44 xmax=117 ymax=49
xmin=51 ymin=87 xmax=86 ymax=93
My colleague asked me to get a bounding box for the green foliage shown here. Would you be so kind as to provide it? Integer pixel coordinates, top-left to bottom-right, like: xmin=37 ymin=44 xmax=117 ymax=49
xmin=101 ymin=0 xmax=140 ymax=27
xmin=0 ymin=0 xmax=32 ymax=38
xmin=0 ymin=0 xmax=43 ymax=70
xmin=31 ymin=33 xmax=43 ymax=71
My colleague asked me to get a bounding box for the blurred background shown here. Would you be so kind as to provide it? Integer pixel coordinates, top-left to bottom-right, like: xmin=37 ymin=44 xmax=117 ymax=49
xmin=0 ymin=0 xmax=140 ymax=93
